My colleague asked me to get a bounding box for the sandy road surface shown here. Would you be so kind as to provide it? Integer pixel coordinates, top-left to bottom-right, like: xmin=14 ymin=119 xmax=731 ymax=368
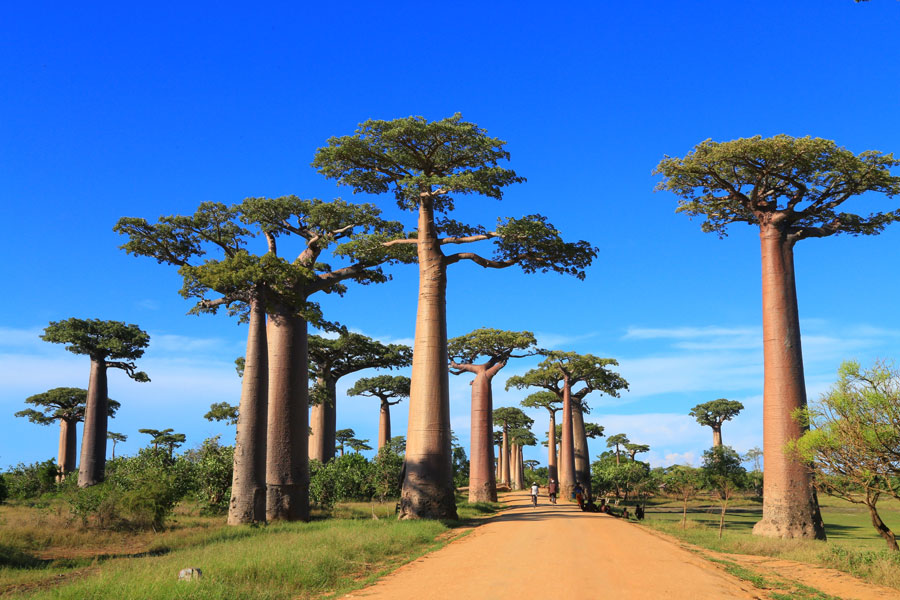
xmin=346 ymin=492 xmax=761 ymax=600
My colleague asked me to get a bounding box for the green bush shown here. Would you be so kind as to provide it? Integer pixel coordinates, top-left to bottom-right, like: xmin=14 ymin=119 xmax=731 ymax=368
xmin=371 ymin=448 xmax=403 ymax=501
xmin=4 ymin=458 xmax=59 ymax=500
xmin=182 ymin=436 xmax=234 ymax=514
xmin=309 ymin=459 xmax=336 ymax=508
xmin=0 ymin=472 xmax=8 ymax=504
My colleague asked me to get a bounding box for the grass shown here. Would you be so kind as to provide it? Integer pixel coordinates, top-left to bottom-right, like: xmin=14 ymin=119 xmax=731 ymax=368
xmin=636 ymin=494 xmax=900 ymax=591
xmin=0 ymin=495 xmax=505 ymax=599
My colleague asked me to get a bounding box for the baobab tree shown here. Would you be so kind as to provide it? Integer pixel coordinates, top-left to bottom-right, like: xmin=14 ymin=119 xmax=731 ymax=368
xmin=507 ymin=352 xmax=627 ymax=499
xmin=41 ymin=318 xmax=149 ymax=487
xmin=656 ymin=135 xmax=900 ymax=539
xmin=308 ymin=332 xmax=411 ymax=463
xmin=107 ymin=431 xmax=127 ymax=459
xmin=116 ymin=197 xmax=410 ymax=523
xmin=314 ymin=114 xmax=596 ymax=519
xmin=521 ymin=391 xmax=561 ymax=482
xmin=448 ymin=328 xmax=537 ymax=502
xmin=509 ymin=427 xmax=537 ymax=490
xmin=626 ymin=443 xmax=650 ymax=462
xmin=335 ymin=429 xmax=356 ymax=456
xmin=347 ymin=375 xmax=410 ymax=451
xmin=493 ymin=407 xmax=533 ymax=489
xmin=689 ymin=399 xmax=744 ymax=447
xmin=15 ymin=388 xmax=120 ymax=478
xmin=139 ymin=428 xmax=186 ymax=459
xmin=607 ymin=433 xmax=629 ymax=465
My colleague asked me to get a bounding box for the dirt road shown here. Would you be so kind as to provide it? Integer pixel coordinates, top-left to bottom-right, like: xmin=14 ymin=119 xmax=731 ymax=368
xmin=345 ymin=492 xmax=761 ymax=599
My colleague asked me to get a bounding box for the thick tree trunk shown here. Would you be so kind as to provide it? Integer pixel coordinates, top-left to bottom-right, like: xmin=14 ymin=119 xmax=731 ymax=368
xmin=78 ymin=358 xmax=108 ymax=487
xmin=752 ymin=227 xmax=826 ymax=540
xmin=866 ymin=501 xmax=899 ymax=551
xmin=228 ymin=298 xmax=268 ymax=525
xmin=558 ymin=378 xmax=577 ymax=500
xmin=308 ymin=377 xmax=337 ymax=463
xmin=265 ymin=306 xmax=310 ymax=522
xmin=57 ymin=418 xmax=77 ymax=478
xmin=712 ymin=425 xmax=723 ymax=448
xmin=501 ymin=426 xmax=510 ymax=486
xmin=468 ymin=369 xmax=498 ymax=502
xmin=572 ymin=402 xmax=590 ymax=496
xmin=378 ymin=400 xmax=391 ymax=451
xmin=518 ymin=445 xmax=525 ymax=487
xmin=547 ymin=411 xmax=558 ymax=484
xmin=510 ymin=444 xmax=522 ymax=490
xmin=399 ymin=198 xmax=458 ymax=520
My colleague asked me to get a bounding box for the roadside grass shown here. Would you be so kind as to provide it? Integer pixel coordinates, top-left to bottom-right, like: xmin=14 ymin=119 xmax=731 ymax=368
xmin=638 ymin=494 xmax=900 ymax=591
xmin=1 ymin=495 xmax=505 ymax=599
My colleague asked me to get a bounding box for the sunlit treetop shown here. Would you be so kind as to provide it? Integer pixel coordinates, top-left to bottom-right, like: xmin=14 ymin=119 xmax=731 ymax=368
xmin=41 ymin=318 xmax=150 ymax=381
xmin=520 ymin=390 xmax=562 ymax=414
xmin=448 ymin=328 xmax=537 ymax=370
xmin=346 ymin=375 xmax=410 ymax=404
xmin=689 ymin=399 xmax=744 ymax=428
xmin=654 ymin=135 xmax=900 ymax=239
xmin=493 ymin=406 xmax=533 ymax=429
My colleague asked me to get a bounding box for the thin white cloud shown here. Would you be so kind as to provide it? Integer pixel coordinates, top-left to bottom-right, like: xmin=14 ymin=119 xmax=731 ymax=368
xmin=623 ymin=326 xmax=757 ymax=340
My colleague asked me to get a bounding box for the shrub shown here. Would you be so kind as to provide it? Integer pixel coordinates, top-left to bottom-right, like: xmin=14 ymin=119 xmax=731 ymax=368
xmin=4 ymin=459 xmax=59 ymax=500
xmin=309 ymin=459 xmax=336 ymax=508
xmin=0 ymin=472 xmax=8 ymax=504
xmin=182 ymin=436 xmax=234 ymax=514
xmin=371 ymin=448 xmax=403 ymax=501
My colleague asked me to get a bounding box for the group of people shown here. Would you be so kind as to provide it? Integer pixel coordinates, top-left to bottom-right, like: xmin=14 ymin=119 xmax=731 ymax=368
xmin=528 ymin=479 xmax=644 ymax=520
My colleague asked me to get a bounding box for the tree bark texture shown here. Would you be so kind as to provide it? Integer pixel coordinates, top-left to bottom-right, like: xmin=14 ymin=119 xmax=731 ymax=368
xmin=547 ymin=411 xmax=558 ymax=484
xmin=511 ymin=444 xmax=522 ymax=490
xmin=399 ymin=198 xmax=458 ymax=520
xmin=265 ymin=308 xmax=310 ymax=522
xmin=228 ymin=298 xmax=268 ymax=524
xmin=752 ymin=227 xmax=826 ymax=540
xmin=558 ymin=377 xmax=577 ymax=501
xmin=308 ymin=377 xmax=337 ymax=463
xmin=468 ymin=368 xmax=498 ymax=502
xmin=712 ymin=425 xmax=723 ymax=448
xmin=58 ymin=418 xmax=77 ymax=477
xmin=572 ymin=403 xmax=590 ymax=496
xmin=378 ymin=400 xmax=391 ymax=451
xmin=78 ymin=358 xmax=108 ymax=487
xmin=501 ymin=426 xmax=510 ymax=485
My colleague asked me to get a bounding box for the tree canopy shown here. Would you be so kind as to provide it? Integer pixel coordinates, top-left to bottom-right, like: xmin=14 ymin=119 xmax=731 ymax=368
xmin=520 ymin=391 xmax=561 ymax=414
xmin=506 ymin=351 xmax=629 ymax=410
xmin=41 ymin=319 xmax=150 ymax=381
xmin=16 ymin=388 xmax=120 ymax=424
xmin=654 ymin=135 xmax=900 ymax=239
xmin=493 ymin=407 xmax=533 ymax=430
xmin=448 ymin=329 xmax=537 ymax=371
xmin=205 ymin=402 xmax=239 ymax=425
xmin=346 ymin=375 xmax=410 ymax=404
xmin=689 ymin=399 xmax=744 ymax=428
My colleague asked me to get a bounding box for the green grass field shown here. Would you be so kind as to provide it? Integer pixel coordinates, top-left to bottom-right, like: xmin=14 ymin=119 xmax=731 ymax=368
xmin=0 ymin=496 xmax=503 ymax=599
xmin=637 ymin=494 xmax=900 ymax=590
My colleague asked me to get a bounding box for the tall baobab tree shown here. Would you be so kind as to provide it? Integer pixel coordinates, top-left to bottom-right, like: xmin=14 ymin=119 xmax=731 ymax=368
xmin=507 ymin=352 xmax=627 ymax=499
xmin=41 ymin=319 xmax=149 ymax=487
xmin=689 ymin=399 xmax=744 ymax=447
xmin=15 ymin=388 xmax=120 ymax=478
xmin=656 ymin=135 xmax=900 ymax=539
xmin=493 ymin=406 xmax=533 ymax=489
xmin=509 ymin=427 xmax=537 ymax=490
xmin=448 ymin=328 xmax=537 ymax=502
xmin=347 ymin=375 xmax=410 ymax=451
xmin=308 ymin=332 xmax=411 ymax=463
xmin=107 ymin=431 xmax=127 ymax=459
xmin=606 ymin=433 xmax=629 ymax=465
xmin=521 ymin=391 xmax=561 ymax=482
xmin=314 ymin=114 xmax=596 ymax=519
xmin=117 ymin=198 xmax=410 ymax=523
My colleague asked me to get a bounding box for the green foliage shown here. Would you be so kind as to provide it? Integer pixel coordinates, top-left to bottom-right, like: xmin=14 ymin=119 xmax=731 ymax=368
xmin=182 ymin=436 xmax=234 ymax=515
xmin=654 ymin=135 xmax=900 ymax=239
xmin=0 ymin=472 xmax=7 ymax=504
xmin=309 ymin=454 xmax=375 ymax=508
xmin=41 ymin=319 xmax=150 ymax=381
xmin=492 ymin=406 xmax=532 ymax=430
xmin=371 ymin=447 xmax=404 ymax=501
xmin=385 ymin=436 xmax=406 ymax=454
xmin=701 ymin=446 xmax=747 ymax=499
xmin=137 ymin=428 xmax=186 ymax=458
xmin=689 ymin=398 xmax=744 ymax=428
xmin=452 ymin=445 xmax=469 ymax=489
xmin=585 ymin=423 xmax=605 ymax=439
xmin=591 ymin=453 xmax=650 ymax=499
xmin=4 ymin=459 xmax=59 ymax=500
xmin=520 ymin=390 xmax=561 ymax=415
xmin=15 ymin=388 xmax=120 ymax=425
xmin=347 ymin=375 xmax=410 ymax=406
xmin=448 ymin=328 xmax=536 ymax=367
xmin=204 ymin=401 xmax=239 ymax=425
xmin=792 ymin=360 xmax=900 ymax=503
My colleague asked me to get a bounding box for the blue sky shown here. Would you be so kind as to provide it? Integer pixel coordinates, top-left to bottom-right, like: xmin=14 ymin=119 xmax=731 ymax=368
xmin=2 ymin=1 xmax=899 ymax=470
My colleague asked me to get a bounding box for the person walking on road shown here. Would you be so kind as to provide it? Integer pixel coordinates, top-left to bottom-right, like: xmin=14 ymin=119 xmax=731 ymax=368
xmin=530 ymin=482 xmax=539 ymax=507
xmin=547 ymin=479 xmax=558 ymax=504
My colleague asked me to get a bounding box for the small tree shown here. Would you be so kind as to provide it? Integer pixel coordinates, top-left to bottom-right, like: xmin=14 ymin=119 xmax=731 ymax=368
xmin=41 ymin=319 xmax=150 ymax=487
xmin=656 ymin=135 xmax=900 ymax=540
xmin=335 ymin=429 xmax=356 ymax=456
xmin=205 ymin=402 xmax=239 ymax=425
xmin=701 ymin=446 xmax=747 ymax=538
xmin=138 ymin=428 xmax=186 ymax=460
xmin=743 ymin=447 xmax=763 ymax=472
xmin=792 ymin=360 xmax=900 ymax=551
xmin=625 ymin=443 xmax=650 ymax=462
xmin=663 ymin=465 xmax=703 ymax=528
xmin=689 ymin=399 xmax=744 ymax=447
xmin=347 ymin=438 xmax=373 ymax=454
xmin=606 ymin=434 xmax=629 ymax=466
xmin=15 ymin=387 xmax=120 ymax=478
xmin=347 ymin=375 xmax=410 ymax=451
xmin=107 ymin=432 xmax=127 ymax=459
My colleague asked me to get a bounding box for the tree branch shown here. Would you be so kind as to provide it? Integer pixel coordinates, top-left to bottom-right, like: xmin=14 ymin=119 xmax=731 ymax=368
xmin=439 ymin=233 xmax=498 ymax=245
xmin=444 ymin=252 xmax=517 ymax=269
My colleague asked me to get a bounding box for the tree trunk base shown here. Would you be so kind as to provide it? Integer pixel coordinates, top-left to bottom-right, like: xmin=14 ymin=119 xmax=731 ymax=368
xmin=266 ymin=484 xmax=309 ymax=522
xmin=560 ymin=483 xmax=574 ymax=502
xmin=399 ymin=483 xmax=458 ymax=520
xmin=752 ymin=500 xmax=826 ymax=540
xmin=468 ymin=483 xmax=497 ymax=504
xmin=227 ymin=486 xmax=266 ymax=525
